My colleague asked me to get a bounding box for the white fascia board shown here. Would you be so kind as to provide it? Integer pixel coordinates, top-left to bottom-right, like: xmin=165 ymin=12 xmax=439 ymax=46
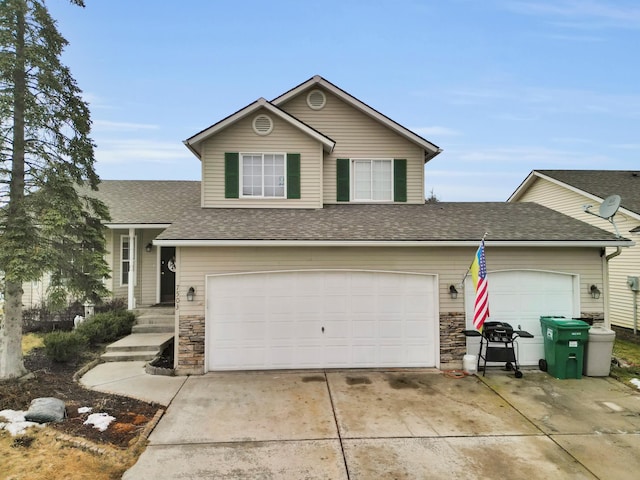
xmin=184 ymin=98 xmax=335 ymax=158
xmin=153 ymin=239 xmax=634 ymax=248
xmin=507 ymin=170 xmax=537 ymax=202
xmin=272 ymin=76 xmax=440 ymax=157
xmin=105 ymin=223 xmax=170 ymax=229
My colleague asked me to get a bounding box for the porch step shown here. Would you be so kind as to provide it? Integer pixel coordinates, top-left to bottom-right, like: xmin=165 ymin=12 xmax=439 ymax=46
xmin=100 ymin=350 xmax=161 ymax=362
xmin=101 ymin=332 xmax=173 ymax=363
xmin=132 ymin=324 xmax=174 ymax=334
xmin=132 ymin=306 xmax=175 ymax=334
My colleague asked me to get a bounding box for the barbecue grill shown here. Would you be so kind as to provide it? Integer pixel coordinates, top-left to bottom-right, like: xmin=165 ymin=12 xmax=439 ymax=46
xmin=463 ymin=321 xmax=533 ymax=378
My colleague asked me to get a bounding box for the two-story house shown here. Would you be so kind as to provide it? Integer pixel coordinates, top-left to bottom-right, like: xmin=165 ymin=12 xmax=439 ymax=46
xmin=90 ymin=76 xmax=630 ymax=375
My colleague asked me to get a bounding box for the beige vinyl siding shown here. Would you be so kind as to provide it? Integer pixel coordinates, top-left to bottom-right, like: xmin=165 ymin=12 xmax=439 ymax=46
xmin=176 ymin=246 xmax=603 ymax=318
xmin=201 ymin=109 xmax=323 ymax=208
xmin=109 ymin=228 xmax=164 ymax=307
xmin=104 ymin=231 xmax=115 ymax=293
xmin=516 ymin=177 xmax=640 ymax=329
xmin=279 ymin=89 xmax=425 ymax=204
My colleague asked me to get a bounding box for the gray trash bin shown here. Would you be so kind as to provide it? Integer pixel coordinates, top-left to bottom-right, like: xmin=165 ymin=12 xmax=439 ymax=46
xmin=584 ymin=326 xmax=616 ymax=376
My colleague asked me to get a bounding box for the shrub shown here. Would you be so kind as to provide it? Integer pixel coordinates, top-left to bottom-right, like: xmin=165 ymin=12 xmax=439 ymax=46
xmin=43 ymin=331 xmax=88 ymax=363
xmin=76 ymin=310 xmax=136 ymax=346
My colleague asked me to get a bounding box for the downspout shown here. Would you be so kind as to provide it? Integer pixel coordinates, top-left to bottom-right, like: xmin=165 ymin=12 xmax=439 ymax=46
xmin=600 ymin=247 xmax=621 ymax=328
xmin=605 ymin=246 xmax=622 ymax=261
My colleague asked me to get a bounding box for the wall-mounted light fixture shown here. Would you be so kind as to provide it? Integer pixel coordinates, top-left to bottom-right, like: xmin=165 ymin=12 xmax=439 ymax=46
xmin=145 ymin=243 xmax=153 ymax=252
xmin=187 ymin=287 xmax=195 ymax=302
xmin=590 ymin=284 xmax=601 ymax=299
xmin=449 ymin=284 xmax=458 ymax=300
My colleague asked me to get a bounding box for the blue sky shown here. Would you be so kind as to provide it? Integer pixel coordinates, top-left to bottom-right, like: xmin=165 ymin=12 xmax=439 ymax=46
xmin=47 ymin=0 xmax=639 ymax=201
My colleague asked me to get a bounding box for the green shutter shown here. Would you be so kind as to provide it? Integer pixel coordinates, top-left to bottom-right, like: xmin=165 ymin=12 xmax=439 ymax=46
xmin=286 ymin=153 xmax=301 ymax=199
xmin=394 ymin=159 xmax=407 ymax=202
xmin=224 ymin=152 xmax=239 ymax=198
xmin=336 ymin=158 xmax=350 ymax=202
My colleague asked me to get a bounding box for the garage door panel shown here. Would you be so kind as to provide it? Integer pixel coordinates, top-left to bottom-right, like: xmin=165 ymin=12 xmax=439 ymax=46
xmin=207 ymin=271 xmax=438 ymax=371
xmin=466 ymin=270 xmax=577 ymax=367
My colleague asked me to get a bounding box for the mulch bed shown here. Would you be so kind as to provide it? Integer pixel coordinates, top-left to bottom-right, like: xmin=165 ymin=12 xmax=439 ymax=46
xmin=0 ymin=349 xmax=160 ymax=447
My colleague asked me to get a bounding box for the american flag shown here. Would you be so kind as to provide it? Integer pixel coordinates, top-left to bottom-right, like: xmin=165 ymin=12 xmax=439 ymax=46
xmin=471 ymin=240 xmax=489 ymax=331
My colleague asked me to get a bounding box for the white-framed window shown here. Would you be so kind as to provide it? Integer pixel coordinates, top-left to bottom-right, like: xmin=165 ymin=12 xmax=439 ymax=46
xmin=120 ymin=235 xmax=136 ymax=286
xmin=241 ymin=153 xmax=286 ymax=198
xmin=352 ymin=159 xmax=393 ymax=201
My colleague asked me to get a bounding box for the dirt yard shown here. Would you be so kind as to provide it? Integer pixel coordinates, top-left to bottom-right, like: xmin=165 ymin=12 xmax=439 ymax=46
xmin=0 ymin=348 xmax=161 ymax=480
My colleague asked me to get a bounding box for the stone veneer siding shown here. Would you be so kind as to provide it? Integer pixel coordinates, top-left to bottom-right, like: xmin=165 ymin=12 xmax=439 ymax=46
xmin=439 ymin=312 xmax=466 ymax=367
xmin=176 ymin=315 xmax=205 ymax=375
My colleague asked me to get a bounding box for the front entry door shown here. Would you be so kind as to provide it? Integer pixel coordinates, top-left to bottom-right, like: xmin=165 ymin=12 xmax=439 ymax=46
xmin=160 ymin=247 xmax=176 ymax=304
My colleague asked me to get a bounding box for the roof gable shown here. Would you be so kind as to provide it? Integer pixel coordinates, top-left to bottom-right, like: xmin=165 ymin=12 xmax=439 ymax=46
xmin=510 ymin=170 xmax=640 ymax=218
xmin=272 ymin=76 xmax=442 ymax=161
xmin=184 ymin=98 xmax=336 ymax=159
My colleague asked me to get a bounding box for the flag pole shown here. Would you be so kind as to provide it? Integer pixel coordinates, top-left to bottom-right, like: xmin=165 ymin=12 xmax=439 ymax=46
xmin=461 ymin=232 xmax=489 ymax=284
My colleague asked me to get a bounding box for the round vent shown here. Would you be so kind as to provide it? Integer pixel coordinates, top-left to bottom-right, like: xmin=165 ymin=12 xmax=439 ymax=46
xmin=306 ymin=89 xmax=326 ymax=110
xmin=252 ymin=114 xmax=273 ymax=135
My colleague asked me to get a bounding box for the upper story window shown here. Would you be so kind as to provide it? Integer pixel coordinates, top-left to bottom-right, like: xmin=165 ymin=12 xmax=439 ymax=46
xmin=241 ymin=153 xmax=286 ymax=198
xmin=352 ymin=159 xmax=393 ymax=201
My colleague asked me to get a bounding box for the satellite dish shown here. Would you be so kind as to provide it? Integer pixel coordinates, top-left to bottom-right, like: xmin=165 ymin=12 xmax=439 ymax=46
xmin=583 ymin=194 xmax=622 ymax=237
xmin=599 ymin=195 xmax=621 ymax=219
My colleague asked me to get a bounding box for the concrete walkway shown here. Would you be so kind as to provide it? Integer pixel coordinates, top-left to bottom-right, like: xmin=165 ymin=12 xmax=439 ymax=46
xmin=80 ymin=365 xmax=640 ymax=479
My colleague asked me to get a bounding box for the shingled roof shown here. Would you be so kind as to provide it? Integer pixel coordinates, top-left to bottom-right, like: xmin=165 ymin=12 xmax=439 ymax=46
xmin=154 ymin=202 xmax=627 ymax=245
xmin=89 ymin=180 xmax=201 ymax=225
xmin=533 ymin=170 xmax=640 ymax=216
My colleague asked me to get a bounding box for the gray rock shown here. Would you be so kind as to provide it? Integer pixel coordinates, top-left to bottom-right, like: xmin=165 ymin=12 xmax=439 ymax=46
xmin=24 ymin=397 xmax=66 ymax=423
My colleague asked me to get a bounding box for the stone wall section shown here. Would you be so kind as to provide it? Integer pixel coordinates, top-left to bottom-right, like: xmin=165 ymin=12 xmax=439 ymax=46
xmin=440 ymin=312 xmax=466 ymax=368
xmin=176 ymin=315 xmax=205 ymax=375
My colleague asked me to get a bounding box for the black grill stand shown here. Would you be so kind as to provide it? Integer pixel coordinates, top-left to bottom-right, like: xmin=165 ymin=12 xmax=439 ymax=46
xmin=463 ymin=322 xmax=533 ymax=378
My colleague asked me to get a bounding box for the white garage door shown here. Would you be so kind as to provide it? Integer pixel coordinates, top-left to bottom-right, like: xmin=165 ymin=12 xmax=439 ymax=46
xmin=465 ymin=270 xmax=579 ymax=366
xmin=207 ymin=270 xmax=438 ymax=371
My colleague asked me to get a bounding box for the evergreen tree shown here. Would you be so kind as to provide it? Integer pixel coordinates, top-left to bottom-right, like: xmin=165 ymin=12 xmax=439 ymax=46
xmin=0 ymin=0 xmax=109 ymax=378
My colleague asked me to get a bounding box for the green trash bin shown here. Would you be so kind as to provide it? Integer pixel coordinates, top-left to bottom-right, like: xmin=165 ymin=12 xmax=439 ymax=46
xmin=539 ymin=317 xmax=590 ymax=379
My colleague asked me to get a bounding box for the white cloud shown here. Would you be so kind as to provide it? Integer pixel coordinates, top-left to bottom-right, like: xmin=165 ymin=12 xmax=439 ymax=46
xmin=95 ymin=139 xmax=191 ymax=165
xmin=413 ymin=126 xmax=462 ymax=137
xmin=503 ymin=0 xmax=640 ymax=29
xmin=93 ymin=120 xmax=160 ymax=131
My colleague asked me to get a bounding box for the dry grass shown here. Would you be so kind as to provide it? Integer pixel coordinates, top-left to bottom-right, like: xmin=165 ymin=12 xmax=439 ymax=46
xmin=0 ymin=429 xmax=137 ymax=480
xmin=21 ymin=333 xmax=44 ymax=355
xmin=611 ymin=337 xmax=640 ymax=389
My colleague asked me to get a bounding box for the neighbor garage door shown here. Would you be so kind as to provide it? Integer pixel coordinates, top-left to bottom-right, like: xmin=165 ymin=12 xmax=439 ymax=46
xmin=207 ymin=270 xmax=438 ymax=371
xmin=465 ymin=270 xmax=578 ymax=366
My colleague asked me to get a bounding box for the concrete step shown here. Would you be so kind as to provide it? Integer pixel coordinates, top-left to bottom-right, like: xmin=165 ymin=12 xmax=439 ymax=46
xmin=101 ymin=350 xmax=160 ymax=362
xmin=132 ymin=323 xmax=174 ymax=334
xmin=101 ymin=332 xmax=173 ymax=362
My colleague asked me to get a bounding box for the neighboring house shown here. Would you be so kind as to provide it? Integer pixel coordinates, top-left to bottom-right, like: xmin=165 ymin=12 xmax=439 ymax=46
xmin=88 ymin=76 xmax=629 ymax=375
xmin=509 ymin=170 xmax=640 ymax=331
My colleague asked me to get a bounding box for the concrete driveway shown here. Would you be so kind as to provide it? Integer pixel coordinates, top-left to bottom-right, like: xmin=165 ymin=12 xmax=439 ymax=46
xmin=123 ymin=370 xmax=640 ymax=480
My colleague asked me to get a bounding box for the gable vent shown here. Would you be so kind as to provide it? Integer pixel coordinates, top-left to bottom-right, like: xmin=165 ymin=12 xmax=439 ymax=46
xmin=306 ymin=89 xmax=326 ymax=110
xmin=252 ymin=114 xmax=273 ymax=135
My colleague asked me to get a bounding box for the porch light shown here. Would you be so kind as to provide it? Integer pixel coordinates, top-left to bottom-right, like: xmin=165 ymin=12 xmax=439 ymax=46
xmin=145 ymin=242 xmax=153 ymax=252
xmin=590 ymin=284 xmax=601 ymax=299
xmin=187 ymin=287 xmax=195 ymax=302
xmin=449 ymin=285 xmax=458 ymax=300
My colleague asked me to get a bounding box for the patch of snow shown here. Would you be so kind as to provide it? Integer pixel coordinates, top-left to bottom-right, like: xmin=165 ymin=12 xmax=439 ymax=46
xmin=78 ymin=406 xmax=93 ymax=414
xmin=0 ymin=409 xmax=46 ymax=436
xmin=630 ymin=378 xmax=640 ymax=390
xmin=83 ymin=412 xmax=115 ymax=432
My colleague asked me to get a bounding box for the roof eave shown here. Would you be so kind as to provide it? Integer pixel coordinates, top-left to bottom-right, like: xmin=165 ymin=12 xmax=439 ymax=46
xmin=153 ymin=239 xmax=634 ymax=248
